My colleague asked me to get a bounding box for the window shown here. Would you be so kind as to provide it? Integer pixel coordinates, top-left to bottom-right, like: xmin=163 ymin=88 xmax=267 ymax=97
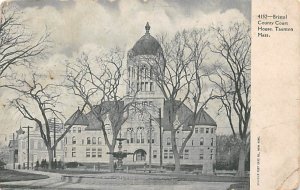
xmin=98 ymin=137 xmax=102 ymax=145
xmin=64 ymin=147 xmax=67 ymax=158
xmin=149 ymin=82 xmax=153 ymax=91
xmin=78 ymin=127 xmax=81 ymax=133
xmin=200 ymin=128 xmax=204 ymax=133
xmin=191 ymin=140 xmax=194 ymax=146
xmin=167 ymin=137 xmax=170 ymax=145
xmin=87 ymin=137 xmax=91 ymax=144
xmin=92 ymin=137 xmax=96 ymax=144
xmin=182 ymin=138 xmax=185 ymax=146
xmin=86 ymin=148 xmax=91 ymax=157
xmin=199 ymin=149 xmax=204 ymax=160
xmin=153 ymin=150 xmax=157 ymax=159
xmin=195 ymin=127 xmax=199 ymax=133
xmin=169 ymin=149 xmax=173 ymax=159
xmin=137 ymin=83 xmax=139 ymax=91
xmin=73 ymin=127 xmax=76 ymax=133
xmin=152 ymin=138 xmax=154 ymax=144
xmin=184 ymin=149 xmax=189 ymax=159
xmin=150 ymin=66 xmax=153 ymax=79
xmin=206 ymin=128 xmax=209 ymax=134
xmin=141 ymin=82 xmax=144 ymax=91
xmin=72 ymin=147 xmax=76 ymax=157
xmin=98 ymin=148 xmax=102 ymax=158
xmin=211 ymin=138 xmax=214 ymax=146
xmin=200 ymin=137 xmax=204 ymax=146
xmin=72 ymin=136 xmax=76 ymax=144
xmin=211 ymin=128 xmax=214 ymax=134
xmin=64 ymin=137 xmax=67 ymax=144
xmin=92 ymin=148 xmax=96 ymax=157
xmin=145 ymin=82 xmax=149 ymax=91
xmin=210 ymin=154 xmax=213 ymax=160
xmin=128 ymin=67 xmax=131 ymax=78
xmin=164 ymin=149 xmax=168 ymax=159
xmin=82 ymin=139 xmax=84 ymax=144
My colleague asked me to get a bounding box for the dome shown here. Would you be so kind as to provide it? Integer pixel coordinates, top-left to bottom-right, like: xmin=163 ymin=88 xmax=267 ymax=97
xmin=130 ymin=22 xmax=162 ymax=57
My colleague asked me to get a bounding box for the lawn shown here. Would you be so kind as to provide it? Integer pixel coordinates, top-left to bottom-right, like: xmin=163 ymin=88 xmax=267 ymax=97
xmin=0 ymin=169 xmax=49 ymax=182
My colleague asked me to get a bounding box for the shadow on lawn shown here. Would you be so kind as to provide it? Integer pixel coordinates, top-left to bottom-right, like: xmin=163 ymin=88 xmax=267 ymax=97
xmin=0 ymin=169 xmax=49 ymax=182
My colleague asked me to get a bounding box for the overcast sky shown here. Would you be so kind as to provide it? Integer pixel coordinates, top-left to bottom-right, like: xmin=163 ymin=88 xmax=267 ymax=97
xmin=0 ymin=0 xmax=250 ymax=143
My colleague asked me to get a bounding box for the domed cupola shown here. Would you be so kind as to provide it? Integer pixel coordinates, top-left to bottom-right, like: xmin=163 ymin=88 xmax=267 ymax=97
xmin=130 ymin=22 xmax=163 ymax=57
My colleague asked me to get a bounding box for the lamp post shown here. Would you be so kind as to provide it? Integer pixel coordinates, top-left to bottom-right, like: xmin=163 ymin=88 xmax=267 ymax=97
xmin=16 ymin=127 xmax=25 ymax=169
xmin=23 ymin=126 xmax=33 ymax=170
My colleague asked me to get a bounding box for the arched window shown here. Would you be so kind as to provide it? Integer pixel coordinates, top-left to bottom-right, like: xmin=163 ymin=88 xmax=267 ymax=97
xmin=72 ymin=136 xmax=76 ymax=144
xmin=87 ymin=137 xmax=91 ymax=144
xmin=200 ymin=137 xmax=204 ymax=146
xmin=98 ymin=137 xmax=102 ymax=145
xmin=167 ymin=137 xmax=171 ymax=145
xmin=92 ymin=137 xmax=96 ymax=144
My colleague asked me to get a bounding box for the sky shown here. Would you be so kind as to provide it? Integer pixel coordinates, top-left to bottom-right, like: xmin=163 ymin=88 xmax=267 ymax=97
xmin=0 ymin=0 xmax=251 ymax=144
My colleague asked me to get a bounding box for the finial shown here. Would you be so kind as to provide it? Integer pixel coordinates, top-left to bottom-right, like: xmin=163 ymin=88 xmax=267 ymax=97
xmin=145 ymin=22 xmax=150 ymax=34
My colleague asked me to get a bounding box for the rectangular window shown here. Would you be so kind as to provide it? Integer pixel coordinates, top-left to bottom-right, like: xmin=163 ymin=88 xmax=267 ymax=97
xmin=98 ymin=148 xmax=102 ymax=158
xmin=210 ymin=154 xmax=213 ymax=160
xmin=130 ymin=138 xmax=134 ymax=143
xmin=152 ymin=139 xmax=154 ymax=144
xmin=199 ymin=149 xmax=204 ymax=160
xmin=72 ymin=147 xmax=76 ymax=157
xmin=141 ymin=138 xmax=144 ymax=143
xmin=64 ymin=147 xmax=67 ymax=158
xmin=92 ymin=148 xmax=96 ymax=158
xmin=211 ymin=128 xmax=214 ymax=134
xmin=78 ymin=127 xmax=81 ymax=133
xmin=86 ymin=148 xmax=91 ymax=157
xmin=153 ymin=150 xmax=157 ymax=159
xmin=164 ymin=149 xmax=168 ymax=159
xmin=137 ymin=83 xmax=139 ymax=91
xmin=64 ymin=137 xmax=67 ymax=145
xmin=141 ymin=82 xmax=144 ymax=91
xmin=200 ymin=128 xmax=204 ymax=133
xmin=206 ymin=128 xmax=209 ymax=134
xmin=184 ymin=149 xmax=189 ymax=159
xmin=128 ymin=67 xmax=131 ymax=78
xmin=195 ymin=127 xmax=198 ymax=133
xmin=149 ymin=82 xmax=153 ymax=91
xmin=211 ymin=138 xmax=214 ymax=146
xmin=73 ymin=127 xmax=76 ymax=133
xmin=145 ymin=82 xmax=148 ymax=91
xmin=169 ymin=149 xmax=173 ymax=159
xmin=137 ymin=139 xmax=140 ymax=143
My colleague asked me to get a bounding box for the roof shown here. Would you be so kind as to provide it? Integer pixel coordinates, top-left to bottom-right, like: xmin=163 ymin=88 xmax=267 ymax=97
xmin=130 ymin=22 xmax=163 ymax=57
xmin=85 ymin=101 xmax=125 ymax=131
xmin=65 ymin=108 xmax=89 ymax=126
xmin=160 ymin=100 xmax=217 ymax=131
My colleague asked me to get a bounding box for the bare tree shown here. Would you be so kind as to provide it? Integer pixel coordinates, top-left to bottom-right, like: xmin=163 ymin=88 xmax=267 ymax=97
xmin=3 ymin=73 xmax=83 ymax=169
xmin=210 ymin=22 xmax=251 ymax=177
xmin=65 ymin=48 xmax=134 ymax=172
xmin=0 ymin=4 xmax=49 ymax=77
xmin=142 ymin=29 xmax=216 ymax=172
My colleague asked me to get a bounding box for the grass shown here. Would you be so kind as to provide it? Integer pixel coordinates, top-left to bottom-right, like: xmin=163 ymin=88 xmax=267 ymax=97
xmin=0 ymin=169 xmax=49 ymax=182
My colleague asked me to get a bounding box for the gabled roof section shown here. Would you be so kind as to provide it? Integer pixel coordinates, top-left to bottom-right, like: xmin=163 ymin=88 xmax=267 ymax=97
xmin=161 ymin=100 xmax=217 ymax=131
xmin=65 ymin=108 xmax=89 ymax=126
xmin=85 ymin=101 xmax=125 ymax=131
xmin=189 ymin=109 xmax=217 ymax=126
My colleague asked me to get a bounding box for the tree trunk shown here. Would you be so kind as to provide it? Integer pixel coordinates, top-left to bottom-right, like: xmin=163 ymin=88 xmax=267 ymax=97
xmin=108 ymin=146 xmax=114 ymax=172
xmin=171 ymin=131 xmax=181 ymax=172
xmin=48 ymin=149 xmax=54 ymax=170
xmin=236 ymin=144 xmax=246 ymax=177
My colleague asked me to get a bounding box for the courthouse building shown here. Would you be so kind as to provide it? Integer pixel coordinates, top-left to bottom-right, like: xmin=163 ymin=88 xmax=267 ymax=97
xmin=63 ymin=23 xmax=217 ymax=174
